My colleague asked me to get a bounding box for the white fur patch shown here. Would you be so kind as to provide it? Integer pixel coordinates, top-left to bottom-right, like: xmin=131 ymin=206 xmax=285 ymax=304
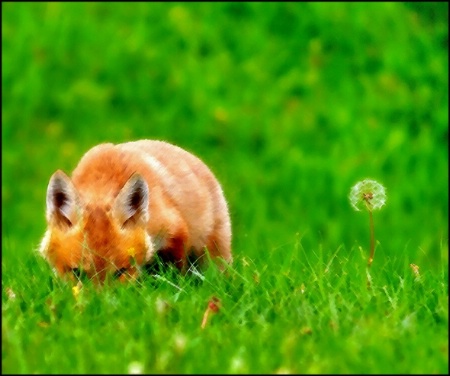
xmin=38 ymin=229 xmax=51 ymax=259
xmin=141 ymin=155 xmax=174 ymax=184
xmin=144 ymin=233 xmax=155 ymax=262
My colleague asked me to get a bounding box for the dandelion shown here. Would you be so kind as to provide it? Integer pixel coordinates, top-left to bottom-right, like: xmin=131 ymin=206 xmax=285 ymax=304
xmin=127 ymin=247 xmax=137 ymax=268
xmin=349 ymin=179 xmax=387 ymax=267
xmin=349 ymin=179 xmax=386 ymax=212
xmin=127 ymin=247 xmax=136 ymax=258
xmin=72 ymin=281 xmax=83 ymax=300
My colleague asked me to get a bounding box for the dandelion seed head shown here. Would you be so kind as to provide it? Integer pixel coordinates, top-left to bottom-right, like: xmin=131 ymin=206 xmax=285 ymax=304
xmin=349 ymin=179 xmax=386 ymax=212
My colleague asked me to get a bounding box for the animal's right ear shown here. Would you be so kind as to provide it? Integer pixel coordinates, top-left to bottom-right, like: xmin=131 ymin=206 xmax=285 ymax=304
xmin=46 ymin=170 xmax=80 ymax=229
xmin=113 ymin=174 xmax=149 ymax=228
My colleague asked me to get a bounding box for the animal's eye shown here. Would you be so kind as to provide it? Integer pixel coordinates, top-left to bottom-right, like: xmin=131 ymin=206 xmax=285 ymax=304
xmin=71 ymin=268 xmax=82 ymax=278
xmin=70 ymin=268 xmax=89 ymax=282
xmin=114 ymin=268 xmax=128 ymax=279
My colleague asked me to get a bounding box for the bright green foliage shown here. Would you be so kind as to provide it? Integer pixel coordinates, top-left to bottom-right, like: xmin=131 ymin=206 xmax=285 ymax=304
xmin=2 ymin=2 xmax=448 ymax=374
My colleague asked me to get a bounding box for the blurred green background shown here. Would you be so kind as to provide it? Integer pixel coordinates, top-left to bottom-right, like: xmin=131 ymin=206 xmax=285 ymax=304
xmin=2 ymin=2 xmax=448 ymax=271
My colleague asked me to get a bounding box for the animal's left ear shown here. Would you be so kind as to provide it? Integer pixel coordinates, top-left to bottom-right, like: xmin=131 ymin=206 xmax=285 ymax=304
xmin=46 ymin=170 xmax=81 ymax=229
xmin=113 ymin=174 xmax=149 ymax=227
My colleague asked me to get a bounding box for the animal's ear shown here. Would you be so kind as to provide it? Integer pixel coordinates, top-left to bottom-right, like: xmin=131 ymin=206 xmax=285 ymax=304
xmin=113 ymin=174 xmax=149 ymax=227
xmin=46 ymin=170 xmax=80 ymax=229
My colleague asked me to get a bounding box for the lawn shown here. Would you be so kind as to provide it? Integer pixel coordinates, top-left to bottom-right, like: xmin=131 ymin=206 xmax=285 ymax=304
xmin=2 ymin=2 xmax=448 ymax=374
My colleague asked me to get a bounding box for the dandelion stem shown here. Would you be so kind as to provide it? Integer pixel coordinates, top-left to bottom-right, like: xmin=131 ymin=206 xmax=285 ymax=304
xmin=368 ymin=209 xmax=375 ymax=267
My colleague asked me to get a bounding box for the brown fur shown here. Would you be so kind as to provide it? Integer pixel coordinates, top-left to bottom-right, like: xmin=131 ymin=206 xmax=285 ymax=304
xmin=39 ymin=140 xmax=232 ymax=282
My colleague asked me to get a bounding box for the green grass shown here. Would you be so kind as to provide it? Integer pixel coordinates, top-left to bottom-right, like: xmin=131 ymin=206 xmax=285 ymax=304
xmin=2 ymin=2 xmax=448 ymax=374
xmin=2 ymin=241 xmax=448 ymax=374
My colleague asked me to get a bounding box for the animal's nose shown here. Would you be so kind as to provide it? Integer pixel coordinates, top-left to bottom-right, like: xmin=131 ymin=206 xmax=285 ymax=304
xmin=114 ymin=267 xmax=128 ymax=279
